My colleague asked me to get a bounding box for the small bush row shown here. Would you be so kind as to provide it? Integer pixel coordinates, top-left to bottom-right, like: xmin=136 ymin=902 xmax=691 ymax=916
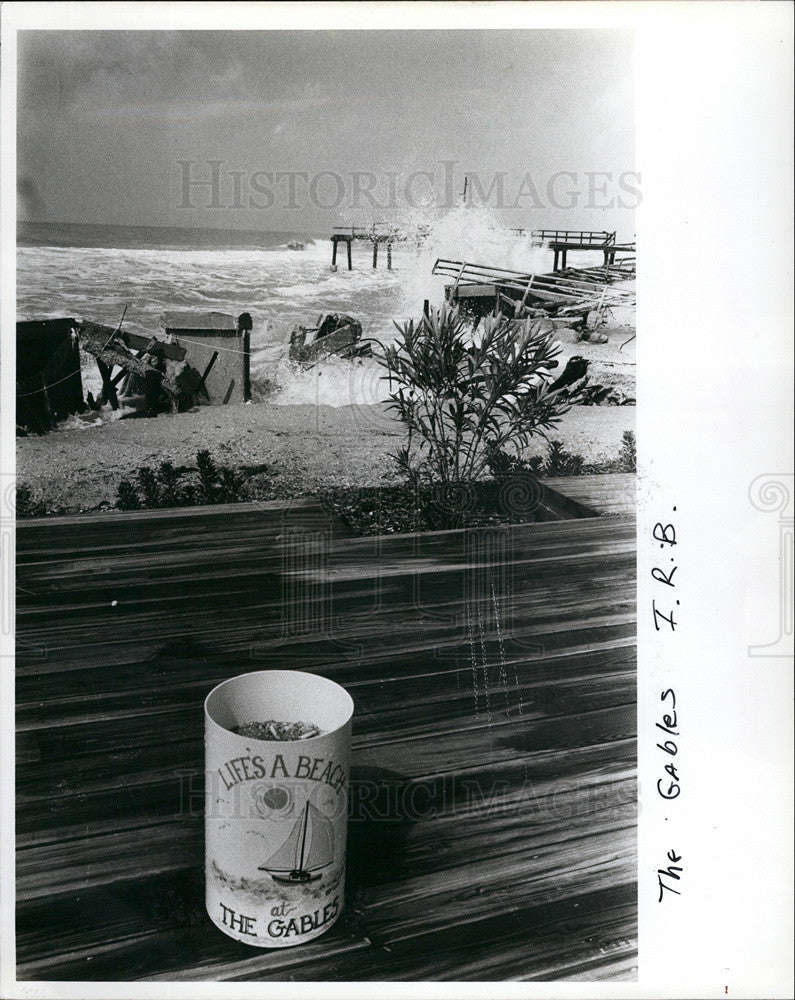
xmin=116 ymin=450 xmax=253 ymax=510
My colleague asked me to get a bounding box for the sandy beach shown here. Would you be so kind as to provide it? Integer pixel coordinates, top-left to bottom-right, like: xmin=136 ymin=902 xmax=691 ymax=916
xmin=17 ymin=316 xmax=636 ymax=514
xmin=17 ymin=398 xmax=635 ymax=514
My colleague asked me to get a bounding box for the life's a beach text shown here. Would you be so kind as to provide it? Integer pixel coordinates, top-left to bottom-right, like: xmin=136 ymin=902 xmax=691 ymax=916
xmin=217 ymin=752 xmax=346 ymax=794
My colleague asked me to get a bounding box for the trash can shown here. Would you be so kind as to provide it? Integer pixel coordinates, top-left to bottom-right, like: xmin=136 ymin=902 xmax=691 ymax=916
xmin=204 ymin=670 xmax=354 ymax=947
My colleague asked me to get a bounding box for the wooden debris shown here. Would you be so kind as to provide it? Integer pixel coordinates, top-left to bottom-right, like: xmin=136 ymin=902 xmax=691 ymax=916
xmin=96 ymin=358 xmax=120 ymax=410
xmin=289 ymin=313 xmax=370 ymax=365
xmin=434 ymin=258 xmax=635 ymax=324
xmin=163 ymin=311 xmax=250 ymax=405
xmin=197 ymin=351 xmax=219 ymax=400
xmin=78 ymin=320 xmax=182 ymax=413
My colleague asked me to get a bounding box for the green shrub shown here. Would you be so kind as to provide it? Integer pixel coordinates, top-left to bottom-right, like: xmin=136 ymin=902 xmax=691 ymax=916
xmin=488 ymin=435 xmax=639 ymax=478
xmin=217 ymin=467 xmax=246 ymax=502
xmin=486 ymin=447 xmax=544 ymax=477
xmin=545 ymin=439 xmax=585 ymax=476
xmin=115 ymin=451 xmax=250 ymax=510
xmin=15 ymin=484 xmax=48 ymax=519
xmin=157 ymin=461 xmax=184 ymax=507
xmin=196 ymin=450 xmax=219 ymax=503
xmin=380 ymin=305 xmax=570 ymax=491
xmin=619 ymin=430 xmax=637 ymax=472
xmin=136 ymin=467 xmax=162 ymax=508
xmin=117 ymin=480 xmax=142 ymax=510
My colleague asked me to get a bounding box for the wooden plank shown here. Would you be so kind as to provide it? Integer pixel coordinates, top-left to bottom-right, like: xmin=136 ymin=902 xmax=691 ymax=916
xmin=16 ymin=515 xmax=635 ymax=599
xmin=16 ymin=532 xmax=635 ymax=606
xmin=16 ymin=874 xmax=370 ymax=982
xmin=16 ymin=699 xmax=636 ymax=830
xmin=17 ymin=738 xmax=636 ymax=847
xmin=140 ymin=883 xmax=636 ymax=982
xmin=16 ymin=645 xmax=636 ymax=750
xmin=17 ymin=492 xmax=632 ymax=543
xmin=17 ymin=755 xmax=635 ymax=902
xmin=543 ymin=474 xmax=636 ymax=517
xmin=123 ymin=331 xmax=186 ymax=361
xmin=15 ymin=497 xmax=636 ymax=980
xmin=16 ymin=574 xmax=635 ymax=679
xmin=18 ymin=520 xmax=635 ymax=585
xmin=15 ymin=579 xmax=636 ymax=683
xmin=260 ymin=892 xmax=636 ymax=982
xmin=17 ymin=611 xmax=636 ymax=701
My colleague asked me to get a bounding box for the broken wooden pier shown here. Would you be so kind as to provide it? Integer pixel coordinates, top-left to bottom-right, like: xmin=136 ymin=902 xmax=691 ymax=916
xmin=433 ymin=258 xmax=635 ymax=327
xmin=330 ymin=223 xmax=430 ymax=270
xmin=530 ymin=230 xmax=636 ymax=272
xmin=330 ymin=225 xmax=399 ymax=270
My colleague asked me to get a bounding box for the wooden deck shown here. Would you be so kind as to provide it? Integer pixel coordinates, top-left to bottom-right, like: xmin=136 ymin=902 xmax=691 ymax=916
xmin=15 ymin=478 xmax=637 ymax=982
xmin=543 ymin=473 xmax=635 ymax=518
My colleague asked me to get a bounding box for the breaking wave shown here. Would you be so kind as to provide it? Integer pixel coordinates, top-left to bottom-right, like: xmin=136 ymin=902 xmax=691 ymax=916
xmin=17 ymin=206 xmax=605 ymax=409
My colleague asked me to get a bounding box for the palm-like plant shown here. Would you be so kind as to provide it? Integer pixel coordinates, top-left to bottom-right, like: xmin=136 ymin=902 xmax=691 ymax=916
xmin=380 ymin=304 xmax=570 ymax=488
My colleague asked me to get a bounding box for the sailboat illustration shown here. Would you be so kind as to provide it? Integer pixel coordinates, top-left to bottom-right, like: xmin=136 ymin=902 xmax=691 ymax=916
xmin=258 ymin=801 xmax=334 ymax=884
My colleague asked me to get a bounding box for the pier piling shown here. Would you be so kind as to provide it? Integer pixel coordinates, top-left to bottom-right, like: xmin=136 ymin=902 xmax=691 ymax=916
xmin=330 ymin=234 xmax=354 ymax=271
xmin=534 ymin=230 xmax=633 ymax=272
xmin=330 ymin=225 xmax=402 ymax=271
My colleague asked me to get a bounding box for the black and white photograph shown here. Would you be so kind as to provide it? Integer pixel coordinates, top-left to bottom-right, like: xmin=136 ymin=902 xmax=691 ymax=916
xmin=0 ymin=2 xmax=792 ymax=997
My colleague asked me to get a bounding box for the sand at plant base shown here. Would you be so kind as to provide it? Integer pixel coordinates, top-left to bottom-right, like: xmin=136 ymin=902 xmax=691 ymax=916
xmin=17 ymin=402 xmax=635 ymax=515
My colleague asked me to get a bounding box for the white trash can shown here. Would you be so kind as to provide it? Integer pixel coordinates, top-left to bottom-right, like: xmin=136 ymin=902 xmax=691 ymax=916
xmin=205 ymin=670 xmax=354 ymax=947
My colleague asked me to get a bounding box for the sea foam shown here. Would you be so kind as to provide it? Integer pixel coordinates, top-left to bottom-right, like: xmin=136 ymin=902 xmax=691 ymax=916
xmin=17 ymin=205 xmax=614 ymax=411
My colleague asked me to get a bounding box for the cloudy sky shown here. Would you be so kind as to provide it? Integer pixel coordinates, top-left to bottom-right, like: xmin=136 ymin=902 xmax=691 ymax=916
xmin=17 ymin=30 xmax=634 ymax=236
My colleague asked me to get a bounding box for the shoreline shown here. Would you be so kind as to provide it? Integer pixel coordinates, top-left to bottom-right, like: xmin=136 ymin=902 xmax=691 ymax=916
xmin=17 ymin=401 xmax=635 ymax=515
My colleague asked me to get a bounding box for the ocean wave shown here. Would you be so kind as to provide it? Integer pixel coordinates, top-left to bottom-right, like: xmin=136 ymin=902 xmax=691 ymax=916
xmin=19 ymin=205 xmax=618 ymax=417
xmin=254 ymin=355 xmax=391 ymax=408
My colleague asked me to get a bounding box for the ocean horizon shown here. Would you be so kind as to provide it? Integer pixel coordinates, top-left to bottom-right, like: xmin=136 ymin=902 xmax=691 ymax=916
xmin=16 ymin=207 xmax=622 ymax=410
xmin=16 ymin=217 xmax=415 ymax=408
xmin=17 ymin=219 xmax=318 ymax=252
